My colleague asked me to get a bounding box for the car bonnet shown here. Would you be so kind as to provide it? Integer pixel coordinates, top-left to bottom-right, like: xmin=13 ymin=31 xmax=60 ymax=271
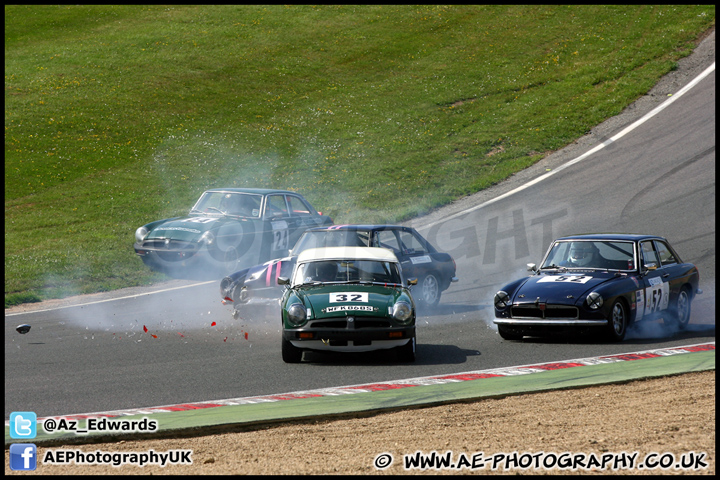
xmin=296 ymin=284 xmax=404 ymax=319
xmin=146 ymin=216 xmax=231 ymax=241
xmin=513 ymin=272 xmax=618 ymax=304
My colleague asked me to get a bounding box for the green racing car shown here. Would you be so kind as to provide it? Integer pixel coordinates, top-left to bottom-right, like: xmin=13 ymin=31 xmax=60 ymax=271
xmin=278 ymin=246 xmax=417 ymax=363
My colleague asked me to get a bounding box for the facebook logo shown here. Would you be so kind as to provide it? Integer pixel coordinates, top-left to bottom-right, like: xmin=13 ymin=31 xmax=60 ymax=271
xmin=9 ymin=411 xmax=37 ymax=439
xmin=10 ymin=444 xmax=37 ymax=471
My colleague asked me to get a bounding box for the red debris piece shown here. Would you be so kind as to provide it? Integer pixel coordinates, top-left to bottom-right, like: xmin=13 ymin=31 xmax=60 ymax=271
xmin=211 ymin=321 xmax=217 ymax=327
xmin=244 ymin=332 xmax=249 ymax=340
xmin=151 ymin=334 xmax=158 ymax=339
xmin=223 ymin=337 xmax=228 ymax=342
xmin=178 ymin=332 xmax=185 ymax=338
xmin=143 ymin=325 xmax=148 ymax=333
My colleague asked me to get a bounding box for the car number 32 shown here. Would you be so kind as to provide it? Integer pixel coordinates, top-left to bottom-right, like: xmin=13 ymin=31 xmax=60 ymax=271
xmin=330 ymin=292 xmax=368 ymax=303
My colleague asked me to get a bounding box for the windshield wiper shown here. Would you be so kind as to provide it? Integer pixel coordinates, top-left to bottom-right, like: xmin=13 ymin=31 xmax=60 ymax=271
xmin=202 ymin=207 xmax=227 ymax=216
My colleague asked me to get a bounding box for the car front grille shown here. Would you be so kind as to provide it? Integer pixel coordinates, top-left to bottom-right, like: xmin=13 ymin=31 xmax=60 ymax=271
xmin=310 ymin=317 xmax=392 ymax=329
xmin=141 ymin=239 xmax=197 ymax=252
xmin=510 ymin=305 xmax=579 ymax=319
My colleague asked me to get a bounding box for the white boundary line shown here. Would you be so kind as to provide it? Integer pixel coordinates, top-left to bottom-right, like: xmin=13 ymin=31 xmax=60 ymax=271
xmin=422 ymin=62 xmax=716 ymax=230
xmin=5 ymin=281 xmax=215 ymax=317
xmin=5 ymin=342 xmax=713 ymax=424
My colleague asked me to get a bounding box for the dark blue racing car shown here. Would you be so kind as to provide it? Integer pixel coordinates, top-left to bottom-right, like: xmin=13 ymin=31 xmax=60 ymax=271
xmin=493 ymin=234 xmax=702 ymax=341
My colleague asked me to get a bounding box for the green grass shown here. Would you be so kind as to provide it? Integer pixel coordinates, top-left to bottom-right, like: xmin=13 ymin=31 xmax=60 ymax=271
xmin=5 ymin=5 xmax=715 ymax=306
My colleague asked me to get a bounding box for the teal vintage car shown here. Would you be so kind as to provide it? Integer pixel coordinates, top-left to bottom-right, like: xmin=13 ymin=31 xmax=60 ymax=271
xmin=134 ymin=188 xmax=333 ymax=276
xmin=278 ymin=246 xmax=417 ymax=363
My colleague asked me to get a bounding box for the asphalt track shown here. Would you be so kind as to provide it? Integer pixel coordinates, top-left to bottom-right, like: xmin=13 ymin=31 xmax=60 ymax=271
xmin=4 ymin=32 xmax=716 ymax=439
xmin=5 ymin=344 xmax=715 ymax=446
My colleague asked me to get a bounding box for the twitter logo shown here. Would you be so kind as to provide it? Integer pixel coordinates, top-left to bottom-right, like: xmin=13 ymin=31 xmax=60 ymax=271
xmin=10 ymin=412 xmax=37 ymax=439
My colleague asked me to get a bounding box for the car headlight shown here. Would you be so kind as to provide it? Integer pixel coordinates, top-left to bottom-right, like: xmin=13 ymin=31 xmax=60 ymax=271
xmin=494 ymin=290 xmax=510 ymax=309
xmin=219 ymin=277 xmax=233 ymax=297
xmin=135 ymin=226 xmax=149 ymax=243
xmin=199 ymin=231 xmax=215 ymax=245
xmin=586 ymin=292 xmax=603 ymax=310
xmin=392 ymin=301 xmax=413 ymax=323
xmin=287 ymin=303 xmax=307 ymax=326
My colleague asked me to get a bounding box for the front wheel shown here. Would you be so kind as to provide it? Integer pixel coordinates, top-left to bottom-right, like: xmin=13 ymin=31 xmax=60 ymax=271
xmin=606 ymin=299 xmax=628 ymax=342
xmin=281 ymin=337 xmax=303 ymax=363
xmin=222 ymin=247 xmax=239 ymax=274
xmin=395 ymin=336 xmax=416 ymax=362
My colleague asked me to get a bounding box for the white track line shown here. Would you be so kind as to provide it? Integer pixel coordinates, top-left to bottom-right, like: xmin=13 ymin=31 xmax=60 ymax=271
xmin=6 ymin=342 xmax=713 ymax=424
xmin=5 ymin=281 xmax=215 ymax=317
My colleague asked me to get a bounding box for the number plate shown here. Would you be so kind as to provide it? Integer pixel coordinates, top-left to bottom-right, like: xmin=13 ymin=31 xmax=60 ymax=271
xmin=329 ymin=292 xmax=368 ymax=303
xmin=537 ymin=275 xmax=593 ymax=284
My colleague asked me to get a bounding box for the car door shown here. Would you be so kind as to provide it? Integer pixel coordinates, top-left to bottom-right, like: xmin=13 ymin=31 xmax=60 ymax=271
xmin=639 ymin=240 xmax=670 ymax=318
xmin=264 ymin=194 xmax=295 ymax=258
xmin=285 ymin=194 xmax=322 ymax=247
xmin=653 ymin=239 xmax=686 ymax=302
xmin=373 ymin=229 xmax=432 ymax=281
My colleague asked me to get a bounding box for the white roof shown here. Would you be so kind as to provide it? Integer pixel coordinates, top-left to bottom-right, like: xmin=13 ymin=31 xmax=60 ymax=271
xmin=297 ymin=246 xmax=398 ymax=263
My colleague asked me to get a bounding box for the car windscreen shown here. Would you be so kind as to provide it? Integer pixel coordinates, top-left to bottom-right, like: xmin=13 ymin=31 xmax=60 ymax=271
xmin=292 ymin=259 xmax=402 ymax=286
xmin=541 ymin=240 xmax=636 ymax=271
xmin=291 ymin=230 xmax=369 ymax=255
xmin=191 ymin=192 xmax=262 ymax=218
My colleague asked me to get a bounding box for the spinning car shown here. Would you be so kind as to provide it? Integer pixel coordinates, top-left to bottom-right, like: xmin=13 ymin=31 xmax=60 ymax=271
xmin=134 ymin=188 xmax=332 ymax=275
xmin=220 ymin=224 xmax=458 ymax=315
xmin=493 ymin=234 xmax=702 ymax=341
xmin=279 ymin=246 xmax=417 ymax=363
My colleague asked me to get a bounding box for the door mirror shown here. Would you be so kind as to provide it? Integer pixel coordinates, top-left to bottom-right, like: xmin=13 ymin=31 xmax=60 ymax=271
xmin=642 ymin=263 xmax=657 ymax=275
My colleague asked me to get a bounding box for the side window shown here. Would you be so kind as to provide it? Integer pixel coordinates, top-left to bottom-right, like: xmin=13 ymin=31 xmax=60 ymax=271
xmin=354 ymin=231 xmax=371 ymax=246
xmin=286 ymin=195 xmax=313 ymax=216
xmin=266 ymin=195 xmax=288 ymax=218
xmin=375 ymin=231 xmax=401 ymax=254
xmin=398 ymin=231 xmax=428 ymax=255
xmin=640 ymin=241 xmax=660 ymax=267
xmin=655 ymin=241 xmax=677 ymax=266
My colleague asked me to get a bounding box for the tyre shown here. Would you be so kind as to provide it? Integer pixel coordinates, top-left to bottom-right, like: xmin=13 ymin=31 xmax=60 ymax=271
xmin=669 ymin=287 xmax=691 ymax=330
xmin=222 ymin=247 xmax=239 ymax=274
xmin=417 ymin=273 xmax=441 ymax=307
xmin=281 ymin=337 xmax=303 ymax=363
xmin=498 ymin=325 xmax=523 ymax=341
xmin=606 ymin=299 xmax=628 ymax=342
xmin=396 ymin=336 xmax=416 ymax=362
